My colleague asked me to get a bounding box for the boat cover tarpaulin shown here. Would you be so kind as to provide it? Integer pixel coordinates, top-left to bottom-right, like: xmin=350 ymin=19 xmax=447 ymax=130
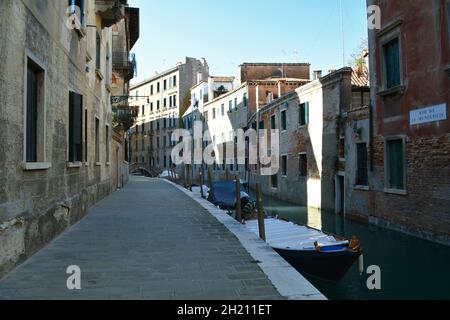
xmin=245 ymin=218 xmax=349 ymax=251
xmin=211 ymin=181 xmax=248 ymax=209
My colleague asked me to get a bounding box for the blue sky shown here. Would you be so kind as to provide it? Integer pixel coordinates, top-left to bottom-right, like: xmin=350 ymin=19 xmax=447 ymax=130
xmin=128 ymin=0 xmax=368 ymax=84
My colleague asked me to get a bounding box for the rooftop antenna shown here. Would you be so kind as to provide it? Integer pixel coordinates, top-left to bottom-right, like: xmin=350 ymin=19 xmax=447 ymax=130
xmin=340 ymin=0 xmax=345 ymax=67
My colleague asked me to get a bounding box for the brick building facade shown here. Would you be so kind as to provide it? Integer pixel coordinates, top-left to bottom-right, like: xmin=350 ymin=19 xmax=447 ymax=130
xmin=358 ymin=0 xmax=450 ymax=245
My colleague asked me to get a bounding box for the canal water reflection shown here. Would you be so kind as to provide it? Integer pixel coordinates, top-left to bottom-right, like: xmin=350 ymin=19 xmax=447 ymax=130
xmin=249 ymin=191 xmax=450 ymax=300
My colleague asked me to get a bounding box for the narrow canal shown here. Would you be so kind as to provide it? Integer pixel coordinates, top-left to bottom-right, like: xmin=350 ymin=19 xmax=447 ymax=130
xmin=249 ymin=191 xmax=450 ymax=300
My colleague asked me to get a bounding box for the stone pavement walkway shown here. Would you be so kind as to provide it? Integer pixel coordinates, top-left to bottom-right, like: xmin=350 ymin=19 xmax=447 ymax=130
xmin=0 ymin=176 xmax=283 ymax=300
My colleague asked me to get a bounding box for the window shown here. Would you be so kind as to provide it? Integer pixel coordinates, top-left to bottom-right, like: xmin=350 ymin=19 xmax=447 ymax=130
xmin=212 ymin=108 xmax=216 ymax=119
xmin=142 ymin=105 xmax=145 ymax=116
xmin=25 ymin=58 xmax=45 ymax=163
xmin=383 ymin=37 xmax=401 ymax=89
xmin=105 ymin=125 xmax=110 ymax=163
xmin=356 ymin=143 xmax=368 ymax=186
xmin=157 ymin=82 xmax=160 ymax=93
xmin=271 ymin=174 xmax=278 ymax=188
xmin=339 ymin=137 xmax=345 ymax=159
xmin=243 ymin=93 xmax=248 ymax=107
xmin=150 ymin=85 xmax=154 ymax=95
xmin=164 ymin=98 xmax=167 ymax=108
xmin=150 ymin=102 xmax=153 ymax=112
xmin=96 ymin=32 xmax=101 ymax=70
xmin=173 ymin=95 xmax=177 ymax=107
xmin=234 ymin=98 xmax=238 ymax=111
xmin=271 ymin=115 xmax=276 ymax=129
xmin=281 ymin=155 xmax=288 ymax=176
xmin=157 ymin=100 xmax=160 ymax=110
xmin=142 ymin=123 xmax=145 ymax=133
xmin=229 ymin=100 xmax=232 ymax=113
xmin=221 ymin=104 xmax=225 ymax=116
xmin=386 ymin=139 xmax=405 ymax=190
xmin=95 ymin=118 xmax=100 ymax=163
xmin=299 ymin=153 xmax=307 ymax=177
xmin=299 ymin=102 xmax=309 ymax=126
xmin=164 ymin=79 xmax=167 ymax=91
xmin=84 ymin=109 xmax=88 ymax=162
xmin=69 ymin=91 xmax=83 ymax=162
xmin=203 ymin=111 xmax=208 ymax=122
xmin=447 ymin=1 xmax=450 ymax=42
xmin=163 ymin=118 xmax=167 ymax=129
xmin=281 ymin=110 xmax=287 ymax=131
xmin=169 ymin=96 xmax=173 ymax=108
xmin=173 ymin=75 xmax=177 ymax=87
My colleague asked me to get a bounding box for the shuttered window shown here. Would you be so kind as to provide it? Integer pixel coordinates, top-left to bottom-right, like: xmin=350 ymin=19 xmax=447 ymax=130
xmin=69 ymin=91 xmax=83 ymax=162
xmin=299 ymin=154 xmax=307 ymax=177
xmin=95 ymin=118 xmax=100 ymax=162
xmin=447 ymin=1 xmax=450 ymax=42
xmin=271 ymin=174 xmax=278 ymax=188
xmin=96 ymin=32 xmax=101 ymax=70
xmin=281 ymin=110 xmax=287 ymax=131
xmin=271 ymin=115 xmax=276 ymax=129
xmin=84 ymin=109 xmax=88 ymax=162
xmin=356 ymin=143 xmax=368 ymax=186
xmin=386 ymin=139 xmax=405 ymax=190
xmin=299 ymin=102 xmax=309 ymax=126
xmin=281 ymin=155 xmax=287 ymax=176
xmin=26 ymin=64 xmax=38 ymax=163
xmin=106 ymin=125 xmax=110 ymax=163
xmin=383 ymin=38 xmax=401 ymax=89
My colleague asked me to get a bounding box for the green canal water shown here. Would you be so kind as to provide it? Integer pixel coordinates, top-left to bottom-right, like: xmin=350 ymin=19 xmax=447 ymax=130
xmin=249 ymin=191 xmax=450 ymax=300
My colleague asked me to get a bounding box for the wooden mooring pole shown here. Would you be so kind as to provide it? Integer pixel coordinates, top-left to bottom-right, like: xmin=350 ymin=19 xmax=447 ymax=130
xmin=256 ymin=182 xmax=266 ymax=241
xmin=235 ymin=175 xmax=242 ymax=223
xmin=207 ymin=167 xmax=215 ymax=201
xmin=200 ymin=170 xmax=204 ymax=198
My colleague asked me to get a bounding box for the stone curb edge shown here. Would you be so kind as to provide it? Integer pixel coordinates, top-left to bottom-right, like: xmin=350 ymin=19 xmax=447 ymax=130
xmin=161 ymin=178 xmax=327 ymax=300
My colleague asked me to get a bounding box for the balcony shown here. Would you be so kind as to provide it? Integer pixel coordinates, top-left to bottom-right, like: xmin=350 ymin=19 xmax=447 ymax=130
xmin=112 ymin=52 xmax=137 ymax=81
xmin=95 ymin=0 xmax=127 ymax=28
xmin=113 ymin=108 xmax=136 ymax=131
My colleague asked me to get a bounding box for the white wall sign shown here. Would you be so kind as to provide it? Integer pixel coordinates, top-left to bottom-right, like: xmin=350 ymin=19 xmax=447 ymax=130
xmin=410 ymin=104 xmax=447 ymax=126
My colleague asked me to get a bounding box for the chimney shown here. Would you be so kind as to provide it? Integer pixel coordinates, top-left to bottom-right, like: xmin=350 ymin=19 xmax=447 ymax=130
xmin=313 ymin=70 xmax=322 ymax=80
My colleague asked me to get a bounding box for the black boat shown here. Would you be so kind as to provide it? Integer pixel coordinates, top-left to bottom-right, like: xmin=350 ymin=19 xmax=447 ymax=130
xmin=245 ymin=218 xmax=363 ymax=282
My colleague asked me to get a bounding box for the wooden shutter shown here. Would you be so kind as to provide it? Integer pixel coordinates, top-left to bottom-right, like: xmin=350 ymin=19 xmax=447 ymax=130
xmin=74 ymin=94 xmax=82 ymax=162
xmin=356 ymin=143 xmax=368 ymax=185
xmin=69 ymin=91 xmax=75 ymax=162
xmin=305 ymin=102 xmax=309 ymax=125
xmin=69 ymin=92 xmax=82 ymax=162
xmin=388 ymin=140 xmax=404 ymax=189
xmin=385 ymin=39 xmax=400 ymax=88
xmin=26 ymin=67 xmax=38 ymax=162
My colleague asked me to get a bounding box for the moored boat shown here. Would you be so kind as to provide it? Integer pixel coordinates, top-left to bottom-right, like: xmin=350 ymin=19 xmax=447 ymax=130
xmin=245 ymin=218 xmax=363 ymax=282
